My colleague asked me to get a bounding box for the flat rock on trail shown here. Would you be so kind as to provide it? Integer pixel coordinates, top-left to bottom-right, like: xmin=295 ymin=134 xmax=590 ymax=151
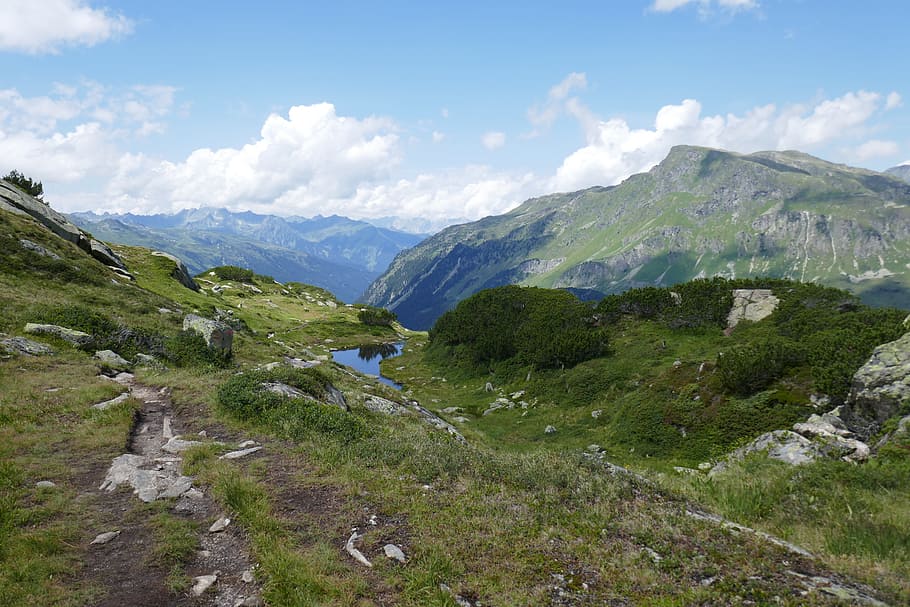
xmin=86 ymin=373 xmax=261 ymax=607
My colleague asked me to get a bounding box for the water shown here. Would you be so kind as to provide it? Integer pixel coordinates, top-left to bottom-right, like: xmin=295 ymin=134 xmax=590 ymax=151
xmin=331 ymin=342 xmax=404 ymax=389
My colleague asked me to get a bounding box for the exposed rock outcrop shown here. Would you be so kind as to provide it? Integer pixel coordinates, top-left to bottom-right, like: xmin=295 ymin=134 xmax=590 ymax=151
xmin=848 ymin=331 xmax=910 ymax=435
xmin=0 ymin=335 xmax=54 ymax=356
xmin=151 ymin=251 xmax=199 ymax=291
xmin=183 ymin=314 xmax=233 ymax=354
xmin=726 ymin=289 xmax=780 ymax=329
xmin=24 ymin=323 xmax=93 ymax=347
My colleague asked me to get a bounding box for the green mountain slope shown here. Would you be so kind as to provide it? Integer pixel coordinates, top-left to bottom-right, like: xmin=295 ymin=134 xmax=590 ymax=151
xmin=886 ymin=164 xmax=910 ymax=183
xmin=365 ymin=146 xmax=910 ymax=329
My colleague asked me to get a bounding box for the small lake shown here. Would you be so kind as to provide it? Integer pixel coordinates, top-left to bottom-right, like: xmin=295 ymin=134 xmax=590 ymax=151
xmin=331 ymin=342 xmax=404 ymax=390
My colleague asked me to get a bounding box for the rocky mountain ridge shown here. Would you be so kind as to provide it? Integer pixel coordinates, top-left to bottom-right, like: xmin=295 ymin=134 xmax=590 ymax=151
xmin=365 ymin=146 xmax=910 ymax=329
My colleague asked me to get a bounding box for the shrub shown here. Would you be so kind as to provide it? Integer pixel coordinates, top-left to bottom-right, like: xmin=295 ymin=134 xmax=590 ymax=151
xmin=430 ymin=286 xmax=608 ymax=369
xmin=358 ymin=306 xmax=397 ymax=327
xmin=717 ymin=336 xmax=805 ymax=395
xmin=207 ymin=265 xmax=255 ymax=283
xmin=3 ymin=170 xmax=43 ymax=200
xmin=165 ymin=330 xmax=232 ymax=369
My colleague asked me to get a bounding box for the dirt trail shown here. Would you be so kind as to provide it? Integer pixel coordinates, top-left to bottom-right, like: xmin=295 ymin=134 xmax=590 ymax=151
xmin=86 ymin=373 xmax=262 ymax=607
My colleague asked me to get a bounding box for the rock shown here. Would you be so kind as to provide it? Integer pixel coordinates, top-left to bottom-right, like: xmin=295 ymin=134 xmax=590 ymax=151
xmin=383 ymin=543 xmax=407 ymax=563
xmin=544 ymin=425 xmax=557 ymax=435
xmin=99 ymin=453 xmax=194 ymax=502
xmin=191 ymin=574 xmax=217 ymax=596
xmin=18 ymin=238 xmax=60 ymax=260
xmin=710 ymin=430 xmax=821 ymax=475
xmin=441 ymin=406 xmax=463 ymax=414
xmin=363 ymin=395 xmax=405 ymax=415
xmin=89 ymin=239 xmax=129 ymax=272
xmin=151 ymin=251 xmax=199 ymax=291
xmin=234 ymin=597 xmax=264 ymax=607
xmin=24 ymin=323 xmax=92 ymax=347
xmin=241 ymin=570 xmax=255 ymax=584
xmin=237 ymin=440 xmax=257 ymax=448
xmin=93 ymin=350 xmax=130 ymax=370
xmin=345 ymin=532 xmax=372 ymax=567
xmin=134 ymin=353 xmax=163 ymax=368
xmin=90 ymin=530 xmax=121 ymax=545
xmin=0 ymin=336 xmax=54 ymax=356
xmin=452 ymin=416 xmax=470 ymax=423
xmin=209 ymin=517 xmax=231 ymax=533
xmin=485 ymin=382 xmax=494 ymax=392
xmin=673 ymin=466 xmax=700 ymax=476
xmin=848 ymin=331 xmax=910 ymax=435
xmin=182 ymin=314 xmax=233 ymax=353
xmin=1 ymin=181 xmax=89 ymax=252
xmin=219 ymin=446 xmax=263 ymax=460
xmin=726 ymin=289 xmax=780 ymax=329
xmin=263 ymin=382 xmax=305 ymax=398
xmin=325 ymin=383 xmax=349 ymax=410
xmin=35 ymin=480 xmax=56 ymax=489
xmin=162 ymin=436 xmax=202 ymax=454
xmin=92 ymin=392 xmax=130 ymax=410
xmin=591 ymin=409 xmax=602 ymax=419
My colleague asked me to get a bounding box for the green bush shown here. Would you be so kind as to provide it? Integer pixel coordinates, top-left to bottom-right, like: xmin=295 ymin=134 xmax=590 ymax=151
xmin=358 ymin=306 xmax=397 ymax=326
xmin=207 ymin=265 xmax=255 ymax=283
xmin=218 ymin=366 xmax=364 ymax=440
xmin=165 ymin=330 xmax=232 ymax=369
xmin=3 ymin=169 xmax=43 ymax=200
xmin=717 ymin=336 xmax=805 ymax=395
xmin=32 ymin=305 xmax=164 ymax=360
xmin=430 ymin=285 xmax=607 ymax=369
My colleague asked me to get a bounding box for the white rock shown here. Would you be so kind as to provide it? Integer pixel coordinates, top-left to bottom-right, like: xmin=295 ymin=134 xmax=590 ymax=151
xmin=35 ymin=480 xmax=56 ymax=489
xmin=345 ymin=532 xmax=372 ymax=567
xmin=90 ymin=530 xmax=120 ymax=545
xmin=191 ymin=574 xmax=217 ymax=596
xmin=383 ymin=543 xmax=407 ymax=563
xmin=209 ymin=517 xmax=231 ymax=533
xmin=219 ymin=446 xmax=263 ymax=460
xmin=544 ymin=425 xmax=557 ymax=435
xmin=241 ymin=570 xmax=255 ymax=583
xmin=91 ymin=392 xmax=129 ymax=410
xmin=162 ymin=436 xmax=202 ymax=454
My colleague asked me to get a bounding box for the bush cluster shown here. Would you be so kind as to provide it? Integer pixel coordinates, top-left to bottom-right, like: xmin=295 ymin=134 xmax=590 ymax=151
xmin=165 ymin=330 xmax=233 ymax=369
xmin=596 ymin=277 xmax=734 ymax=328
xmin=218 ymin=366 xmax=364 ymax=440
xmin=358 ymin=306 xmax=397 ymax=326
xmin=208 ymin=265 xmax=255 ymax=283
xmin=430 ymin=285 xmax=608 ymax=369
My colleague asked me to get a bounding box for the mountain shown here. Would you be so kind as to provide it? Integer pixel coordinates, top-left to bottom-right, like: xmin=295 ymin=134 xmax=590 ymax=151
xmin=886 ymin=164 xmax=910 ymax=183
xmin=365 ymin=146 xmax=910 ymax=329
xmin=69 ymin=209 xmax=424 ymax=302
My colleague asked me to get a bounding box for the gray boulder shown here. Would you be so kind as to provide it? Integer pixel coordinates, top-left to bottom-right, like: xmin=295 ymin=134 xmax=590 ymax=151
xmin=0 ymin=335 xmax=54 ymax=356
xmin=94 ymin=350 xmax=131 ymax=370
xmin=89 ymin=239 xmax=128 ymax=271
xmin=848 ymin=331 xmax=910 ymax=433
xmin=711 ymin=430 xmax=821 ymax=475
xmin=362 ymin=395 xmax=405 ymax=415
xmin=183 ymin=314 xmax=233 ymax=353
xmin=726 ymin=289 xmax=780 ymax=329
xmin=18 ymin=238 xmax=60 ymax=260
xmin=24 ymin=323 xmax=92 ymax=347
xmin=151 ymin=252 xmax=199 ymax=291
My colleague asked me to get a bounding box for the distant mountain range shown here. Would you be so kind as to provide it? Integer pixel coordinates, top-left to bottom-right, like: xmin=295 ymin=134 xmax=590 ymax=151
xmin=364 ymin=146 xmax=910 ymax=329
xmin=886 ymin=164 xmax=910 ymax=184
xmin=69 ymin=209 xmax=424 ymax=302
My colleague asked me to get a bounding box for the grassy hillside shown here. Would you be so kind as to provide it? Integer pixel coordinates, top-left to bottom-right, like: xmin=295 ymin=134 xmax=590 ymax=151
xmin=1 ymin=205 xmax=907 ymax=605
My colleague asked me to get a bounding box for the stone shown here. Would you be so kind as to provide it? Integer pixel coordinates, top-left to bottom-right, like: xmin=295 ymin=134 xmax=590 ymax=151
xmin=182 ymin=314 xmax=233 ymax=353
xmin=134 ymin=353 xmax=163 ymax=368
xmin=18 ymin=238 xmax=60 ymax=259
xmin=710 ymin=430 xmax=821 ymax=475
xmin=99 ymin=453 xmax=194 ymax=503
xmin=726 ymin=289 xmax=780 ymax=329
xmin=0 ymin=336 xmax=54 ymax=356
xmin=90 ymin=530 xmax=121 ymax=545
xmin=24 ymin=323 xmax=92 ymax=347
xmin=92 ymin=392 xmax=130 ymax=410
xmin=162 ymin=436 xmax=202 ymax=454
xmin=591 ymin=409 xmax=602 ymax=419
xmin=848 ymin=331 xmax=910 ymax=434
xmin=191 ymin=574 xmax=217 ymax=596
xmin=151 ymin=251 xmax=199 ymax=291
xmin=35 ymin=480 xmax=56 ymax=489
xmin=241 ymin=570 xmax=255 ymax=584
xmin=485 ymin=382 xmax=494 ymax=392
xmin=544 ymin=425 xmax=557 ymax=435
xmin=345 ymin=532 xmax=372 ymax=567
xmin=325 ymin=383 xmax=348 ymax=410
xmin=234 ymin=597 xmax=264 ymax=607
xmin=219 ymin=446 xmax=263 ymax=460
xmin=93 ymin=350 xmax=130 ymax=370
xmin=1 ymin=181 xmax=93 ymax=254
xmin=363 ymin=394 xmax=405 ymax=415
xmin=89 ymin=239 xmax=129 ymax=273
xmin=209 ymin=517 xmax=231 ymax=533
xmin=263 ymin=382 xmax=305 ymax=398
xmin=383 ymin=543 xmax=407 ymax=563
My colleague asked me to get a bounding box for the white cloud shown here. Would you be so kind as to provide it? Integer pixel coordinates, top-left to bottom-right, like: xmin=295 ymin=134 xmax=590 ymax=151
xmin=853 ymin=139 xmax=899 ymax=161
xmin=441 ymin=108 xmax=449 ymax=119
xmin=0 ymin=82 xmax=177 ymax=181
xmin=527 ymin=72 xmax=587 ymax=135
xmin=551 ymin=90 xmax=897 ymax=192
xmin=432 ymin=131 xmax=445 ymax=143
xmin=481 ymin=131 xmax=506 ymax=150
xmin=651 ymin=0 xmax=758 ymax=14
xmin=886 ymin=92 xmax=902 ymax=110
xmin=0 ymin=0 xmax=132 ymax=54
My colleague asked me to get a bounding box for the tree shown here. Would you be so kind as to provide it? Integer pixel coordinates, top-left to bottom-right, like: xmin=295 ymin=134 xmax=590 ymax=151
xmin=3 ymin=170 xmax=44 ymax=201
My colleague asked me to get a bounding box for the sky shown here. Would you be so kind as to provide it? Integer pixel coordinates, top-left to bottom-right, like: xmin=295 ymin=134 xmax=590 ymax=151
xmin=0 ymin=0 xmax=907 ymax=232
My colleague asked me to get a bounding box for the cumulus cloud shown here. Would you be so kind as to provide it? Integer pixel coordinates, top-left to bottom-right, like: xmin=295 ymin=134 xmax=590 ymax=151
xmin=432 ymin=131 xmax=445 ymax=143
xmin=481 ymin=131 xmax=506 ymax=150
xmin=886 ymin=92 xmax=902 ymax=110
xmin=551 ymin=90 xmax=898 ymax=192
xmin=0 ymin=82 xmax=177 ymax=181
xmin=0 ymin=0 xmax=132 ymax=54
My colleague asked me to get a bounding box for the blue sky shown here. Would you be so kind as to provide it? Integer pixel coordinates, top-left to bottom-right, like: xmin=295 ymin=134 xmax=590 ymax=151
xmin=0 ymin=0 xmax=907 ymax=231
